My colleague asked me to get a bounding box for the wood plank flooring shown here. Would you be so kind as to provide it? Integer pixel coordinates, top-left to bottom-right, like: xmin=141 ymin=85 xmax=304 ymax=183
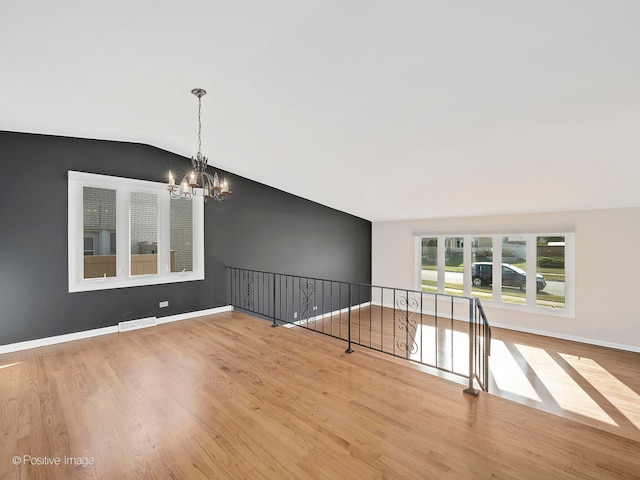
xmin=1 ymin=311 xmax=639 ymax=479
xmin=299 ymin=305 xmax=640 ymax=444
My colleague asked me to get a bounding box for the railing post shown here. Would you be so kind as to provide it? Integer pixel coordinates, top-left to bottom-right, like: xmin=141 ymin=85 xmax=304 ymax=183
xmin=271 ymin=273 xmax=278 ymax=327
xmin=345 ymin=283 xmax=354 ymax=353
xmin=405 ymin=289 xmax=409 ymax=359
xmin=484 ymin=325 xmax=489 ymax=390
xmin=464 ymin=298 xmax=479 ymax=396
xmin=229 ymin=268 xmax=233 ymax=308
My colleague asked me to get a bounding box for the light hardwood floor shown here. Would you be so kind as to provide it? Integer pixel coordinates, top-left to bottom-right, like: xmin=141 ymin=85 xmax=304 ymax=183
xmin=1 ymin=311 xmax=639 ymax=479
xmin=300 ymin=305 xmax=640 ymax=444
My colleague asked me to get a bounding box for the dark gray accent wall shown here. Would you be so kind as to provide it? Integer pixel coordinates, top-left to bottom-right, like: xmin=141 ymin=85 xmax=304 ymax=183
xmin=0 ymin=131 xmax=371 ymax=345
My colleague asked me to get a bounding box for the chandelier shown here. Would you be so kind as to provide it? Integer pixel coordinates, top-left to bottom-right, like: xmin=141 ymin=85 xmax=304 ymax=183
xmin=167 ymin=88 xmax=231 ymax=202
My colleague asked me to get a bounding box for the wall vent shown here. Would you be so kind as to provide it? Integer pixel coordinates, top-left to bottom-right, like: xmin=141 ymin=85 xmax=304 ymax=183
xmin=118 ymin=316 xmax=157 ymax=333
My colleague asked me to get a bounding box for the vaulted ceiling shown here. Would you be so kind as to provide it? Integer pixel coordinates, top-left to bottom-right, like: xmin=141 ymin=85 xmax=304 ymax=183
xmin=2 ymin=1 xmax=639 ymax=221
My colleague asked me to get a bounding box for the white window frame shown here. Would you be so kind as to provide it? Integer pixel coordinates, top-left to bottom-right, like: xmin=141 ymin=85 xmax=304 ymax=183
xmin=414 ymin=232 xmax=575 ymax=318
xmin=68 ymin=171 xmax=204 ymax=292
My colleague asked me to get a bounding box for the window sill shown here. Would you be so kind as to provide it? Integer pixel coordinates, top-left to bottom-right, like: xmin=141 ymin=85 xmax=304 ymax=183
xmin=476 ymin=298 xmax=574 ymax=319
xmin=69 ymin=272 xmax=204 ymax=293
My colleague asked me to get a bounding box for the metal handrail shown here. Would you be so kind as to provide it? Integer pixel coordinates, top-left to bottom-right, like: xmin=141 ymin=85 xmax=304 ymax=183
xmin=227 ymin=266 xmax=472 ymax=302
xmin=227 ymin=266 xmax=491 ymax=393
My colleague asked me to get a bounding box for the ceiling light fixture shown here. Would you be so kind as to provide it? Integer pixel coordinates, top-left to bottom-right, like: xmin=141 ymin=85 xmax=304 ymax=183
xmin=167 ymin=88 xmax=231 ymax=202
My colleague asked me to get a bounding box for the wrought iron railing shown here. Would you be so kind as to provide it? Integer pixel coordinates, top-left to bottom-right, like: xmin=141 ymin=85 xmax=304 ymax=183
xmin=228 ymin=267 xmax=491 ymax=393
xmin=469 ymin=298 xmax=491 ymax=393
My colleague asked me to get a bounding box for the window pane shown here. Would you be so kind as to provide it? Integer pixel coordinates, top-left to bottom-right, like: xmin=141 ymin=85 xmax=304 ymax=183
xmin=445 ymin=237 xmax=464 ymax=296
xmin=170 ymin=198 xmax=193 ymax=272
xmin=502 ymin=235 xmax=526 ymax=304
xmin=420 ymin=237 xmax=438 ymax=293
xmin=131 ymin=192 xmax=158 ymax=276
xmin=471 ymin=237 xmax=493 ymax=301
xmin=83 ymin=187 xmax=116 ymax=279
xmin=537 ymin=236 xmax=565 ymax=309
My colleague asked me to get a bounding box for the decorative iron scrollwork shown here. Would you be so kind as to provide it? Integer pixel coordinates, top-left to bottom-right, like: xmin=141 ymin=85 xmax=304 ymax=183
xmin=300 ymin=281 xmax=315 ymax=320
xmin=396 ymin=295 xmax=419 ymax=354
xmin=243 ymin=271 xmax=254 ymax=310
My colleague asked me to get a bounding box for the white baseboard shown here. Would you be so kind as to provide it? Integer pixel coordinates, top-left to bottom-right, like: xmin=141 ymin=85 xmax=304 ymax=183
xmin=289 ymin=300 xmax=639 ymax=353
xmin=0 ymin=325 xmax=119 ymax=355
xmin=281 ymin=302 xmax=371 ymax=328
xmin=5 ymin=303 xmax=634 ymax=356
xmin=372 ymin=301 xmax=640 ymax=353
xmin=489 ymin=322 xmax=640 ymax=354
xmin=156 ymin=305 xmax=233 ymax=324
xmin=0 ymin=305 xmax=234 ymax=355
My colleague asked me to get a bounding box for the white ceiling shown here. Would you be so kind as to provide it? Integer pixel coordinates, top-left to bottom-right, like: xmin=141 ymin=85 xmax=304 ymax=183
xmin=2 ymin=0 xmax=639 ymax=221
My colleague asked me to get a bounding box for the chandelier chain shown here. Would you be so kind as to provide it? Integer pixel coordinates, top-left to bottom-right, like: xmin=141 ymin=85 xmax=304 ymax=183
xmin=197 ymin=95 xmax=202 ymax=156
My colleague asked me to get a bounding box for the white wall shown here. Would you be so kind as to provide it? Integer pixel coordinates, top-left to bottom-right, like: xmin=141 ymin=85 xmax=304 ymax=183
xmin=372 ymin=207 xmax=640 ymax=352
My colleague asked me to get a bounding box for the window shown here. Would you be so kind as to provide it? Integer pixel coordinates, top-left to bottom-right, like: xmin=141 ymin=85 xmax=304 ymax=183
xmin=445 ymin=236 xmax=464 ymax=295
xmin=417 ymin=232 xmax=574 ymax=316
xmin=68 ymin=171 xmax=204 ymax=292
xmin=502 ymin=235 xmax=526 ymax=305
xmin=84 ymin=234 xmax=96 ymax=256
xmin=130 ymin=191 xmax=159 ymax=276
xmin=471 ymin=237 xmax=492 ymax=301
xmin=170 ymin=197 xmax=194 ymax=273
xmin=83 ymin=186 xmax=117 ymax=279
xmin=537 ymin=236 xmax=565 ymax=310
xmin=420 ymin=237 xmax=438 ymax=293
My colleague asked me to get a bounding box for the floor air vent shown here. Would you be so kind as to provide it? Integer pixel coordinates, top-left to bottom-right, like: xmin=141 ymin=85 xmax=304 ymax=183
xmin=118 ymin=316 xmax=157 ymax=333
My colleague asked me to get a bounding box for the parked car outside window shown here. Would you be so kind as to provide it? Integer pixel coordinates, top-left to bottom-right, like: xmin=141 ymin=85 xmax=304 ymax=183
xmin=471 ymin=262 xmax=546 ymax=292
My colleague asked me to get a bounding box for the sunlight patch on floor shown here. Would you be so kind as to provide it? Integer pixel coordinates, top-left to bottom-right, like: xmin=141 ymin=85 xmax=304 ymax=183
xmin=450 ymin=328 xmax=469 ymax=374
xmin=515 ymin=344 xmax=617 ymax=426
xmin=560 ymin=353 xmax=640 ymax=429
xmin=410 ymin=324 xmax=436 ymax=365
xmin=399 ymin=325 xmax=469 ymax=375
xmin=490 ymin=340 xmax=541 ymax=401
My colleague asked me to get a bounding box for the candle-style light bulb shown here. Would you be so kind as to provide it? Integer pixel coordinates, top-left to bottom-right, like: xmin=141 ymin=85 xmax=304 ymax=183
xmin=168 ymin=172 xmax=175 ymax=187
